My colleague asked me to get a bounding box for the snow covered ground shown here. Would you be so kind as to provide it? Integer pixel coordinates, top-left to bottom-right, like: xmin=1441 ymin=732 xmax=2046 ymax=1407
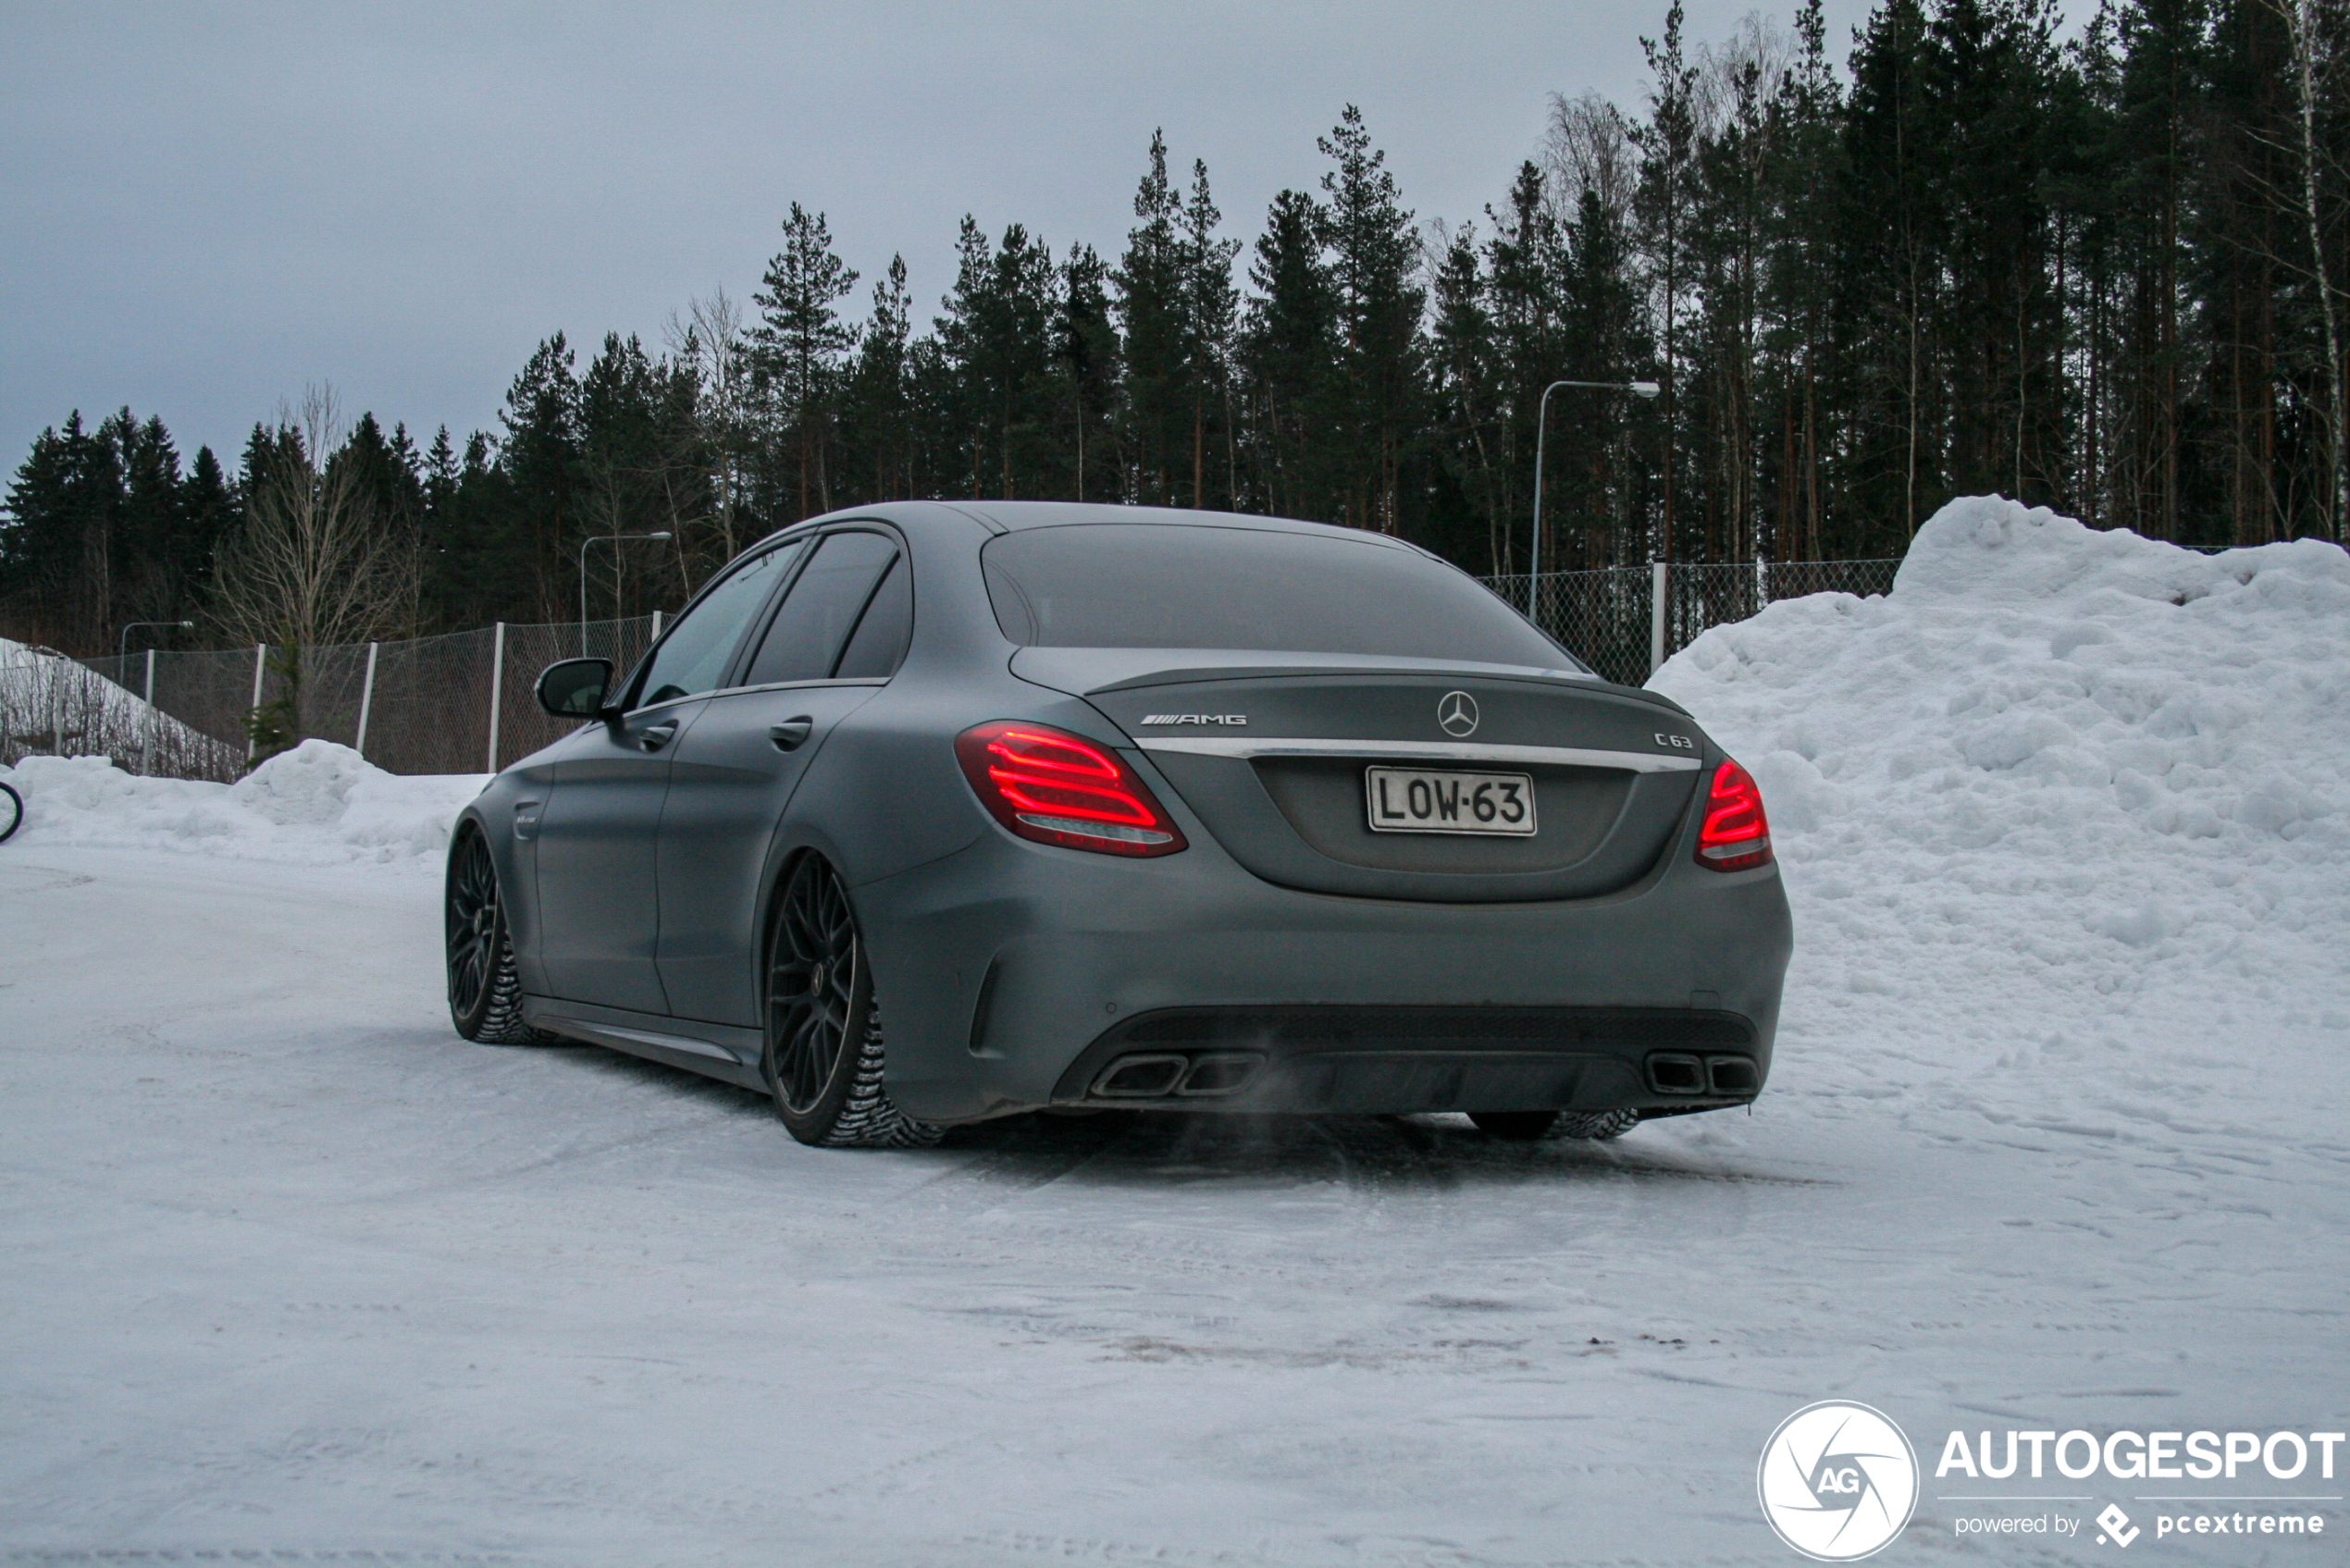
xmin=2 ymin=499 xmax=2344 ymax=1565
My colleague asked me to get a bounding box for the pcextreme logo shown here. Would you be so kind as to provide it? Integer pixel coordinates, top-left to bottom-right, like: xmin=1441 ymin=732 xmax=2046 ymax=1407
xmin=1758 ymin=1401 xmax=1921 ymax=1561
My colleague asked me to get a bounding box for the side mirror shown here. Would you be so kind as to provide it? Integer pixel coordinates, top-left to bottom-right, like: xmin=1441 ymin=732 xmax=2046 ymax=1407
xmin=536 ymin=658 xmax=613 ymax=718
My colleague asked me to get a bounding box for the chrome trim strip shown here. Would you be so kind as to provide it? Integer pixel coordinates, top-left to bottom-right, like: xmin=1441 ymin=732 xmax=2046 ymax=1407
xmin=1134 ymin=736 xmax=1702 ymax=772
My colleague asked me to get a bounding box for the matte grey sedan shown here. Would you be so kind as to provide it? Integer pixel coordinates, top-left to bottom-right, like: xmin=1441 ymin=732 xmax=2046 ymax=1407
xmin=445 ymin=503 xmax=1791 ymax=1147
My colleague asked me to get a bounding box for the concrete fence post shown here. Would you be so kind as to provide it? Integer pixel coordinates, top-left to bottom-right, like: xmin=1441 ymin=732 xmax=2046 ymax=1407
xmin=1650 ymin=562 xmax=1669 ymax=678
xmin=354 ymin=641 xmax=379 ymax=761
xmin=487 ymin=623 xmax=505 ymax=774
xmin=246 ymin=643 xmax=266 ymax=761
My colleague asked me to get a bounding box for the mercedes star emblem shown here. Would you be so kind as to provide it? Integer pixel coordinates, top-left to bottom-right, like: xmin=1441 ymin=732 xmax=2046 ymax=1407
xmin=1437 ymin=690 xmax=1479 ymax=737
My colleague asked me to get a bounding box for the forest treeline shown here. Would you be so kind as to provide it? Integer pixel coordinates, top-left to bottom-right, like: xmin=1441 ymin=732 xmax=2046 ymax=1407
xmin=5 ymin=0 xmax=2344 ymax=658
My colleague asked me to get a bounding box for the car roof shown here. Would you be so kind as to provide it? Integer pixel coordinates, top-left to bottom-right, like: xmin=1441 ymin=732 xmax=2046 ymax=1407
xmin=744 ymin=500 xmax=1440 ymax=563
xmin=952 ymin=500 xmax=1388 ymax=540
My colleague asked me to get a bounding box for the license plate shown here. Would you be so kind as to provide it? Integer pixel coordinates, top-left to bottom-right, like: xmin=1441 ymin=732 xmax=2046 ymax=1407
xmin=1364 ymin=767 xmax=1538 ymax=836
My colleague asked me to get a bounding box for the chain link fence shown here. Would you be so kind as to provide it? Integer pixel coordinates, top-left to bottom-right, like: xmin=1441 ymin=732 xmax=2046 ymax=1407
xmin=2 ymin=642 xmax=249 ymax=781
xmin=1486 ymin=558 xmax=1900 ymax=685
xmin=13 ymin=556 xmax=1902 ymax=781
xmin=6 ymin=614 xmax=663 ymax=782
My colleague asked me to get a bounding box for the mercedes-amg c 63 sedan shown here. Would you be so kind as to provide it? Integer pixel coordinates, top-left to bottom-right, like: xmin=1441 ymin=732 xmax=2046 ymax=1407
xmin=444 ymin=502 xmax=1791 ymax=1148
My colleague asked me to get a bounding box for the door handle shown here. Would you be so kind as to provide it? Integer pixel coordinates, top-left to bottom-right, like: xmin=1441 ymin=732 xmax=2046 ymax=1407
xmin=768 ymin=718 xmax=814 ymax=752
xmin=637 ymin=720 xmax=679 ymax=751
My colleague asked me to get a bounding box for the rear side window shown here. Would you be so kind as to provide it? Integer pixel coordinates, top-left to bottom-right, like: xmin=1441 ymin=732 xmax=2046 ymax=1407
xmin=982 ymin=524 xmax=1579 ymax=668
xmin=832 ymin=555 xmax=912 ymax=679
xmin=743 ymin=530 xmax=900 ymax=685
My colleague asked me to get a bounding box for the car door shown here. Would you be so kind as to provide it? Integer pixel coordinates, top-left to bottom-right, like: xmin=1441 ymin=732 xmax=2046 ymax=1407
xmin=533 ymin=541 xmax=802 ymax=1013
xmin=656 ymin=528 xmax=911 ymax=1025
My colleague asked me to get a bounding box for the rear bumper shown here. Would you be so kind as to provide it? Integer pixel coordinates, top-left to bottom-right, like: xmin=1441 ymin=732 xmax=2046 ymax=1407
xmin=1049 ymin=1004 xmax=1763 ymax=1115
xmin=851 ymin=791 xmax=1793 ymax=1124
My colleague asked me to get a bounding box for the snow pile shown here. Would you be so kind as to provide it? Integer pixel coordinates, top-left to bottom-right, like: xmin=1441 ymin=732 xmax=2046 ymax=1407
xmin=0 ymin=739 xmax=484 ymax=866
xmin=1651 ymin=495 xmax=2350 ymax=1066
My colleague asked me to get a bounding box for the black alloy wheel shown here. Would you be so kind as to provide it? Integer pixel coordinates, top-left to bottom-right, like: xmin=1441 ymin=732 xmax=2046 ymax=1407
xmin=445 ymin=825 xmax=544 ymax=1043
xmin=766 ymin=857 xmax=860 ymax=1117
xmin=761 ymin=856 xmax=941 ymax=1149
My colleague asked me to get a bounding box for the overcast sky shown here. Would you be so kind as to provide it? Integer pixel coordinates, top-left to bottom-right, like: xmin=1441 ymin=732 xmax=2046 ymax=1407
xmin=2 ymin=1 xmax=2086 ymax=470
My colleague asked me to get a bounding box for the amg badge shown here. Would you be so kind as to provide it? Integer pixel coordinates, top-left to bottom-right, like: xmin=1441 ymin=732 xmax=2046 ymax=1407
xmin=1138 ymin=714 xmax=1248 ymax=725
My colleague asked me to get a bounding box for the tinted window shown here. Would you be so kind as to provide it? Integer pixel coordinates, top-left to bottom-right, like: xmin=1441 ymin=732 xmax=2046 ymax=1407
xmin=832 ymin=555 xmax=912 ymax=679
xmin=743 ymin=531 xmax=899 ymax=685
xmin=982 ymin=525 xmax=1579 ymax=668
xmin=634 ymin=543 xmax=799 ymax=707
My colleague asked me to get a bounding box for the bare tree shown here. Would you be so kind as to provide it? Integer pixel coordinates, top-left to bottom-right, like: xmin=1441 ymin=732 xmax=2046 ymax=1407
xmin=1691 ymin=12 xmax=1794 ymax=138
xmin=667 ymin=287 xmax=755 ymax=572
xmin=210 ymin=386 xmax=420 ymax=759
xmin=1544 ymin=90 xmax=1639 ymax=230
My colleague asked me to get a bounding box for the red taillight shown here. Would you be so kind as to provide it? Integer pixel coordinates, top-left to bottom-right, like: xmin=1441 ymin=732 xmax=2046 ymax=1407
xmin=954 ymin=721 xmax=1188 ymax=858
xmin=1695 ymin=758 xmax=1773 ymax=871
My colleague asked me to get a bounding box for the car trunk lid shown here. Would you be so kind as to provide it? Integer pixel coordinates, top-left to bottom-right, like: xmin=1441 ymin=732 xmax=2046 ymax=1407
xmin=1013 ymin=648 xmax=1705 ymax=903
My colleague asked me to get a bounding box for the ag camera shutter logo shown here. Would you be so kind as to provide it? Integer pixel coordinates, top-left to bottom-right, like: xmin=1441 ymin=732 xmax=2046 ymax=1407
xmin=1758 ymin=1401 xmax=1920 ymax=1561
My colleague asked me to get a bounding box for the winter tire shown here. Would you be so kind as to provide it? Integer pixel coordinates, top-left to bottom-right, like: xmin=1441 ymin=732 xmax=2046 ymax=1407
xmin=762 ymin=856 xmax=941 ymax=1149
xmin=1552 ymin=1108 xmax=1639 ymax=1141
xmin=1467 ymin=1107 xmax=1639 ymax=1141
xmin=0 ymin=781 xmax=20 ymax=844
xmin=446 ymin=824 xmax=554 ymax=1044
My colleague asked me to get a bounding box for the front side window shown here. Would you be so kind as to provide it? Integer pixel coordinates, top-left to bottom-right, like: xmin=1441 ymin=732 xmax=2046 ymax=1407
xmin=982 ymin=524 xmax=1582 ymax=669
xmin=632 ymin=542 xmax=800 ymax=707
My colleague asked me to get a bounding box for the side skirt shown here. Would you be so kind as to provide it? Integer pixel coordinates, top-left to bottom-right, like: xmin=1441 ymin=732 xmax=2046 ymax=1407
xmin=523 ymin=995 xmax=768 ymax=1093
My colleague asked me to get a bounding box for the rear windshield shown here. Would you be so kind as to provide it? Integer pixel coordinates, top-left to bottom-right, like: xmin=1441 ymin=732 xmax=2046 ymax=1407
xmin=982 ymin=524 xmax=1580 ymax=668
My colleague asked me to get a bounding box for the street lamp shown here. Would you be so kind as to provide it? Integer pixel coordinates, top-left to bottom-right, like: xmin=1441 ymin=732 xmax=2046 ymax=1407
xmin=118 ymin=620 xmax=194 ymax=663
xmin=580 ymin=532 xmax=674 ymax=657
xmin=1528 ymin=378 xmax=1663 ymax=606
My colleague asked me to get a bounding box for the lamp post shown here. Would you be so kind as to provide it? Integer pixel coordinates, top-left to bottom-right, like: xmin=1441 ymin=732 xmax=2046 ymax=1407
xmin=1528 ymin=378 xmax=1663 ymax=611
xmin=118 ymin=620 xmax=193 ymax=664
xmin=580 ymin=532 xmax=673 ymax=657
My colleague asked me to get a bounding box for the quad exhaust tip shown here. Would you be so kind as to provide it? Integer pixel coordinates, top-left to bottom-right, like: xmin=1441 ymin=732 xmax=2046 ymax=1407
xmin=1092 ymin=1050 xmax=1268 ymax=1101
xmin=1648 ymin=1052 xmax=1759 ymax=1096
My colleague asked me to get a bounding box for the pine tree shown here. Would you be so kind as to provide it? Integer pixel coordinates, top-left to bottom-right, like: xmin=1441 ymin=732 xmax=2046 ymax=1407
xmin=1765 ymin=0 xmax=1843 ymax=558
xmin=1 ymin=413 xmax=104 ymax=648
xmin=752 ymin=204 xmax=860 ymax=519
xmin=844 ymin=255 xmax=915 ymax=503
xmin=929 ymin=218 xmax=1059 ymax=498
xmin=1637 ymin=2 xmax=1701 ymax=559
xmin=1056 ymin=243 xmax=1122 ymax=502
xmin=1486 ymin=161 xmax=1566 ymax=567
xmin=1839 ymin=0 xmax=1946 ymax=547
xmin=496 ymin=333 xmax=581 ymax=620
xmin=1317 ymin=105 xmax=1425 ymax=533
xmin=1181 ymin=160 xmax=1243 ymax=508
xmin=1428 ymin=224 xmax=1510 ymax=571
xmin=1240 ymin=187 xmax=1340 ymax=521
xmin=1116 ymin=131 xmax=1191 ymax=503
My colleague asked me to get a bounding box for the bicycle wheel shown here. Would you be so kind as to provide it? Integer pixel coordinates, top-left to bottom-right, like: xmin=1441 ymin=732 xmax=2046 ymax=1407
xmin=0 ymin=782 xmax=21 ymax=844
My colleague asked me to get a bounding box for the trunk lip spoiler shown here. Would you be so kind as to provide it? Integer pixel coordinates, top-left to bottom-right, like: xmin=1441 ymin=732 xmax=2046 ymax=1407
xmin=1132 ymin=736 xmax=1702 ymax=774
